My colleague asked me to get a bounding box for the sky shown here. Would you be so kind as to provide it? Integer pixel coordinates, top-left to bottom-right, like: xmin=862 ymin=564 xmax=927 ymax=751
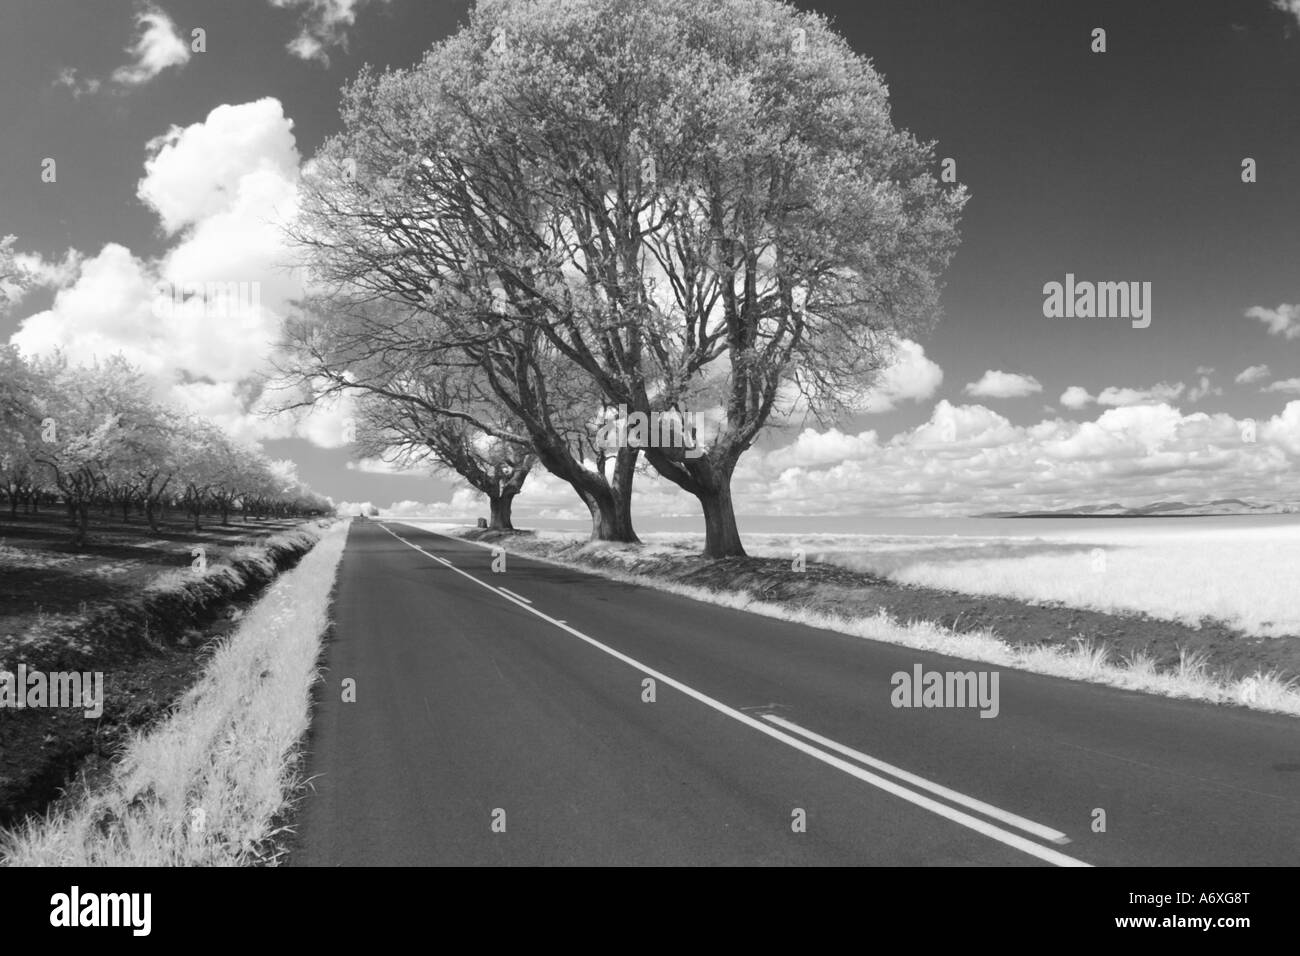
xmin=1 ymin=0 xmax=1298 ymax=520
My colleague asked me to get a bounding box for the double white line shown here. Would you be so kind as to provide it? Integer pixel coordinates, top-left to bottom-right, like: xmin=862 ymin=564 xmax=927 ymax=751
xmin=380 ymin=522 xmax=1091 ymax=867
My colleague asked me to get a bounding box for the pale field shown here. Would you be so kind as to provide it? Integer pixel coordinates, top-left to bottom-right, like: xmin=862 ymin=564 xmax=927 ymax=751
xmin=400 ymin=519 xmax=1300 ymax=638
xmin=733 ymin=525 xmax=1300 ymax=638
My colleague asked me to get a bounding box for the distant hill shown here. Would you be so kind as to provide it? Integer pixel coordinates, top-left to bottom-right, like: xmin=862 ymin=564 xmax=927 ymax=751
xmin=976 ymin=499 xmax=1300 ymax=518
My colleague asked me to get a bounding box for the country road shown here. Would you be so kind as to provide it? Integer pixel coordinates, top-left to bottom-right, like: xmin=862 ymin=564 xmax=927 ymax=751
xmin=287 ymin=519 xmax=1300 ymax=866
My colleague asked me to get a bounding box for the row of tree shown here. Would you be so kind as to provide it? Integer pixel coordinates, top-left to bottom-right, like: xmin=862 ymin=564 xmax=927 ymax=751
xmin=276 ymin=0 xmax=966 ymax=557
xmin=0 ymin=347 xmax=331 ymax=544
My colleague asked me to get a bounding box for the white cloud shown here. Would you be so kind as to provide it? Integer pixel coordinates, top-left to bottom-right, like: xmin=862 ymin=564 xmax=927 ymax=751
xmin=269 ymin=0 xmax=391 ymax=65
xmin=111 ymin=6 xmax=191 ymax=87
xmin=1247 ymin=302 xmax=1300 ymax=339
xmin=53 ymin=67 xmax=101 ymax=98
xmin=1275 ymin=1 xmax=1300 ymax=29
xmin=963 ymin=370 xmax=1042 ymax=399
xmin=1095 ymin=381 xmax=1185 ymax=407
xmin=10 ymin=99 xmax=309 ymax=442
xmin=722 ymin=400 xmax=1300 ymax=516
xmin=1264 ymin=378 xmax=1300 ymax=395
xmin=0 ymin=247 xmax=82 ymax=306
xmin=138 ymin=98 xmax=300 ymax=235
xmin=1187 ymin=375 xmax=1222 ymax=403
xmin=347 ymin=454 xmax=428 ymax=476
xmin=856 ymin=338 xmax=943 ymax=413
xmin=1059 ymin=386 xmax=1093 ymax=410
xmin=1235 ymin=364 xmax=1271 ymax=385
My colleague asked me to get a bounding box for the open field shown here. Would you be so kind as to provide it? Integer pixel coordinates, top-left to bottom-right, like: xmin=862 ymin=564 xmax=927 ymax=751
xmin=738 ymin=523 xmax=1300 ymax=639
xmin=1 ymin=520 xmax=348 ymax=866
xmin=0 ymin=511 xmax=328 ymax=827
xmin=0 ymin=511 xmax=314 ymax=661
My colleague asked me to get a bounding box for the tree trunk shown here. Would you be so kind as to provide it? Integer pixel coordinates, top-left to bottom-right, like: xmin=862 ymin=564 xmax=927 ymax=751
xmin=488 ymin=493 xmax=516 ymax=530
xmin=146 ymin=499 xmax=160 ymax=533
xmin=122 ymin=499 xmax=131 ymax=521
xmin=697 ymin=481 xmax=746 ymax=558
xmin=72 ymin=501 xmax=89 ymax=546
xmin=529 ymin=437 xmax=638 ymax=543
xmin=643 ymin=447 xmax=746 ymax=558
xmin=610 ymin=445 xmax=638 ymax=543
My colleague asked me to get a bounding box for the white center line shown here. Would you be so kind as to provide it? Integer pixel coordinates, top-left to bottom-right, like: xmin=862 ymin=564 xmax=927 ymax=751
xmin=762 ymin=713 xmax=1070 ymax=845
xmin=497 ymin=587 xmax=532 ymax=604
xmin=378 ymin=523 xmax=1092 ymax=867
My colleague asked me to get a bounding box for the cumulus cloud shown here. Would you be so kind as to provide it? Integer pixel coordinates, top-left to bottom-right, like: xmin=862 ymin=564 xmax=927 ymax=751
xmin=270 ymin=0 xmax=391 ymax=64
xmin=1059 ymin=386 xmax=1093 ymax=410
xmin=1095 ymin=381 xmax=1185 ymax=407
xmin=138 ymin=99 xmax=300 ymax=235
xmin=1264 ymin=378 xmax=1300 ymax=395
xmin=1236 ymin=364 xmax=1271 ymax=385
xmin=410 ymin=397 xmax=1300 ymax=520
xmin=856 ymin=338 xmax=943 ymax=413
xmin=721 ymin=400 xmax=1300 ymax=516
xmin=111 ymin=5 xmax=191 ymax=86
xmin=963 ymin=370 xmax=1042 ymax=399
xmin=10 ymin=99 xmax=309 ymax=442
xmin=1247 ymin=303 xmax=1300 ymax=339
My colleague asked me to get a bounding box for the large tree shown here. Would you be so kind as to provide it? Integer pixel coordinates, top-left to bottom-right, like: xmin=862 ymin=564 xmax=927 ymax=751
xmin=291 ymin=0 xmax=965 ymax=556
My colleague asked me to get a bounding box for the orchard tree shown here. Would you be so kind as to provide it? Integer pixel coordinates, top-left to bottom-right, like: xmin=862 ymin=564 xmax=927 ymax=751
xmin=27 ymin=354 xmax=153 ymax=544
xmin=0 ymin=347 xmax=44 ymax=517
xmin=176 ymin=419 xmax=232 ymax=532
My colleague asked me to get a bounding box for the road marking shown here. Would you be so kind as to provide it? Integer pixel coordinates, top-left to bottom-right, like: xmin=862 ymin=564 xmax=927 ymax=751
xmin=377 ymin=523 xmax=1091 ymax=867
xmin=761 ymin=713 xmax=1070 ymax=844
xmin=497 ymin=587 xmax=532 ymax=604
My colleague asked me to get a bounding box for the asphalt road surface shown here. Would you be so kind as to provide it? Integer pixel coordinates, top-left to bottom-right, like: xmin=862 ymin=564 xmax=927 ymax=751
xmin=287 ymin=519 xmax=1300 ymax=866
